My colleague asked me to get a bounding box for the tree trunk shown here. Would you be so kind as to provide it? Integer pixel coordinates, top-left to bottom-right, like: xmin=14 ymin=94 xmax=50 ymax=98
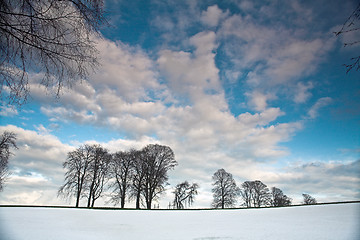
xmin=147 ymin=198 xmax=152 ymax=209
xmin=136 ymin=191 xmax=141 ymax=209
xmin=87 ymin=193 xmax=92 ymax=208
xmin=120 ymin=194 xmax=125 ymax=209
xmin=221 ymin=190 xmax=225 ymax=209
xmin=75 ymin=194 xmax=80 ymax=208
xmin=76 ymin=184 xmax=81 ymax=207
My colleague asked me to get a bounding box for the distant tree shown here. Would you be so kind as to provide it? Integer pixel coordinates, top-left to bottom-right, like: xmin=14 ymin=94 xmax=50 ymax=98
xmin=109 ymin=149 xmax=135 ymax=208
xmin=0 ymin=0 xmax=106 ymax=106
xmin=240 ymin=181 xmax=253 ymax=208
xmin=141 ymin=144 xmax=177 ymax=209
xmin=0 ymin=131 xmax=17 ymax=192
xmin=58 ymin=144 xmax=110 ymax=208
xmin=130 ymin=149 xmax=147 ymax=209
xmin=85 ymin=145 xmax=111 ymax=208
xmin=173 ymin=181 xmax=199 ymax=209
xmin=240 ymin=180 xmax=271 ymax=208
xmin=271 ymin=187 xmax=292 ymax=207
xmin=334 ymin=3 xmax=360 ymax=73
xmin=302 ymin=193 xmax=317 ymax=205
xmin=212 ymin=169 xmax=240 ymax=209
xmin=58 ymin=144 xmax=93 ymax=207
xmin=251 ymin=180 xmax=271 ymax=207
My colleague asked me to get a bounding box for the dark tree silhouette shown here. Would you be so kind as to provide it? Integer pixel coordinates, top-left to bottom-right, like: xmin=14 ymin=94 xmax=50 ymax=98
xmin=240 ymin=180 xmax=271 ymax=208
xmin=173 ymin=181 xmax=199 ymax=209
xmin=302 ymin=193 xmax=317 ymax=205
xmin=141 ymin=144 xmax=177 ymax=209
xmin=130 ymin=149 xmax=147 ymax=209
xmin=109 ymin=149 xmax=135 ymax=208
xmin=271 ymin=187 xmax=292 ymax=207
xmin=334 ymin=3 xmax=360 ymax=73
xmin=252 ymin=180 xmax=271 ymax=207
xmin=240 ymin=181 xmax=253 ymax=208
xmin=0 ymin=131 xmax=17 ymax=192
xmin=86 ymin=145 xmax=110 ymax=208
xmin=58 ymin=144 xmax=93 ymax=207
xmin=0 ymin=0 xmax=106 ymax=106
xmin=212 ymin=169 xmax=240 ymax=209
xmin=58 ymin=144 xmax=110 ymax=208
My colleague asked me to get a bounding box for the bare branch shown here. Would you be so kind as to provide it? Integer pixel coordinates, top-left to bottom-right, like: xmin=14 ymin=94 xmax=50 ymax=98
xmin=0 ymin=0 xmax=106 ymax=106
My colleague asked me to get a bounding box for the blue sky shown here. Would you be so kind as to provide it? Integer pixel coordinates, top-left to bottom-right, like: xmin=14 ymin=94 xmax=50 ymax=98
xmin=0 ymin=0 xmax=359 ymax=208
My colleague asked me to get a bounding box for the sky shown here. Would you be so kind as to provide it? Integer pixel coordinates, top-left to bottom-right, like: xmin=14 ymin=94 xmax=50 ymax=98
xmin=0 ymin=0 xmax=359 ymax=208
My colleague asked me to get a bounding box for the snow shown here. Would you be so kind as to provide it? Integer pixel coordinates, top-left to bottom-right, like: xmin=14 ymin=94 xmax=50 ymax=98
xmin=0 ymin=203 xmax=359 ymax=240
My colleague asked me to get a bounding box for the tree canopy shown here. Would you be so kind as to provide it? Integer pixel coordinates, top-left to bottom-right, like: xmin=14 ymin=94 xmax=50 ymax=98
xmin=212 ymin=169 xmax=240 ymax=209
xmin=0 ymin=0 xmax=106 ymax=105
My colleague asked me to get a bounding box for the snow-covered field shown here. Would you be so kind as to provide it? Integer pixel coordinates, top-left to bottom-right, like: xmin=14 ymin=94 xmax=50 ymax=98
xmin=0 ymin=203 xmax=359 ymax=240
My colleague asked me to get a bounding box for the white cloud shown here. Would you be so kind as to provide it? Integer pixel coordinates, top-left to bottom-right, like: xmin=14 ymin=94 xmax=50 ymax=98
xmin=245 ymin=91 xmax=276 ymax=111
xmin=219 ymin=10 xmax=335 ymax=111
xmin=281 ymin=160 xmax=360 ymax=203
xmin=200 ymin=5 xmax=228 ymax=27
xmin=189 ymin=31 xmax=218 ymax=55
xmin=0 ymin=125 xmax=72 ymax=205
xmin=92 ymin=38 xmax=161 ymax=102
xmin=294 ymin=82 xmax=314 ymax=103
xmin=0 ymin=125 xmax=72 ymax=177
xmin=0 ymin=106 xmax=18 ymax=117
xmin=238 ymin=108 xmax=285 ymax=127
xmin=307 ymin=97 xmax=332 ymax=119
xmin=40 ymin=106 xmax=98 ymax=124
xmin=25 ymin=31 xmax=302 ymax=166
xmin=157 ymin=31 xmax=221 ymax=103
xmin=222 ymin=17 xmax=332 ymax=85
xmin=34 ymin=124 xmax=52 ymax=135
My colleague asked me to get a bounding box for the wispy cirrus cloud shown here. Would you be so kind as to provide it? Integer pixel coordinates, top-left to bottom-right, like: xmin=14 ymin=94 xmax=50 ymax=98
xmin=307 ymin=97 xmax=333 ymax=119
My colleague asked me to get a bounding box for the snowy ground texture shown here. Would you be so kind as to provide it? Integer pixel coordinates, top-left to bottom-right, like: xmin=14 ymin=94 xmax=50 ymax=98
xmin=0 ymin=203 xmax=359 ymax=240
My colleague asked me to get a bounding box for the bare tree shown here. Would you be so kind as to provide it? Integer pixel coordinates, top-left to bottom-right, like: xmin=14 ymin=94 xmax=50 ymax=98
xmin=109 ymin=149 xmax=135 ymax=208
xmin=334 ymin=3 xmax=360 ymax=73
xmin=58 ymin=144 xmax=110 ymax=208
xmin=271 ymin=187 xmax=292 ymax=207
xmin=0 ymin=0 xmax=106 ymax=106
xmin=58 ymin=144 xmax=93 ymax=207
xmin=252 ymin=180 xmax=271 ymax=207
xmin=0 ymin=131 xmax=17 ymax=192
xmin=212 ymin=169 xmax=240 ymax=209
xmin=240 ymin=180 xmax=271 ymax=208
xmin=141 ymin=144 xmax=177 ymax=209
xmin=302 ymin=193 xmax=317 ymax=205
xmin=86 ymin=145 xmax=110 ymax=208
xmin=130 ymin=149 xmax=147 ymax=209
xmin=240 ymin=181 xmax=253 ymax=208
xmin=173 ymin=181 xmax=199 ymax=209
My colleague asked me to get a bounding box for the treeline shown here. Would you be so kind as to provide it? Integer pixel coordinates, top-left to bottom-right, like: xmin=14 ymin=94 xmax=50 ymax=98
xmin=58 ymin=144 xmax=316 ymax=209
xmin=58 ymin=144 xmax=177 ymax=209
xmin=211 ymin=168 xmax=317 ymax=209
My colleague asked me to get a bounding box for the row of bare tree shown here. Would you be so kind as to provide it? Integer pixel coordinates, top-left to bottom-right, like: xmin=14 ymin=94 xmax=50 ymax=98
xmin=58 ymin=144 xmax=177 ymax=209
xmin=211 ymin=169 xmax=316 ymax=209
